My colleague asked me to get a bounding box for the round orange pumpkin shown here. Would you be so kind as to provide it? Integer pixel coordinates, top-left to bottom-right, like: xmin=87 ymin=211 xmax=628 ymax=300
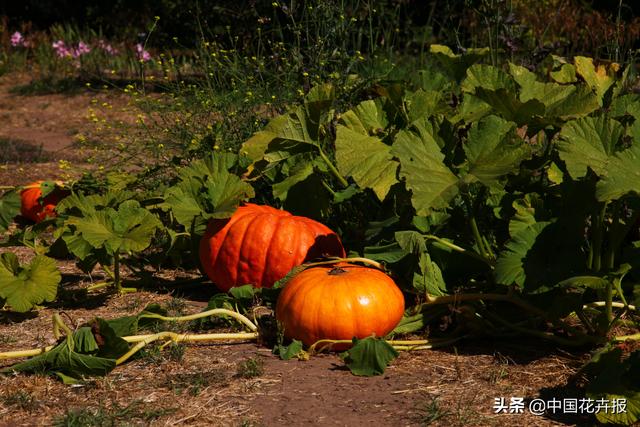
xmin=20 ymin=181 xmax=68 ymax=223
xmin=199 ymin=203 xmax=345 ymax=292
xmin=275 ymin=263 xmax=405 ymax=347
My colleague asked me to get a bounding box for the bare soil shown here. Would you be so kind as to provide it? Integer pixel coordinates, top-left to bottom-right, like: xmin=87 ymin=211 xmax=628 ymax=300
xmin=0 ymin=72 xmax=595 ymax=426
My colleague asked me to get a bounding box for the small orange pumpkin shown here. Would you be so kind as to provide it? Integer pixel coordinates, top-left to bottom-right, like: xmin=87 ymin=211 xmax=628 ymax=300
xmin=20 ymin=181 xmax=68 ymax=223
xmin=275 ymin=263 xmax=405 ymax=347
xmin=199 ymin=203 xmax=345 ymax=292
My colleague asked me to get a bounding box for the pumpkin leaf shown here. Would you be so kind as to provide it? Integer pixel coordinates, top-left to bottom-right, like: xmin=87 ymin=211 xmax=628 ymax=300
xmin=557 ymin=116 xmax=624 ymax=179
xmin=574 ymin=56 xmax=618 ymax=104
xmin=494 ymin=221 xmax=552 ymax=289
xmin=413 ymin=251 xmax=447 ymax=297
xmin=74 ymin=200 xmax=161 ymax=255
xmin=429 ymin=44 xmax=489 ymax=81
xmin=0 ymin=190 xmax=20 ymax=232
xmin=392 ymin=128 xmax=459 ymax=215
xmin=341 ymin=337 xmax=399 ymax=376
xmin=273 ymin=339 xmax=304 ymax=360
xmin=0 ymin=253 xmax=60 ymax=312
xmin=335 ymin=109 xmax=398 ymax=201
xmin=582 ymin=346 xmax=640 ymax=425
xmin=463 ymin=115 xmax=532 ymax=188
xmin=1 ymin=331 xmax=116 ymax=380
xmin=596 ymin=143 xmax=640 ymax=202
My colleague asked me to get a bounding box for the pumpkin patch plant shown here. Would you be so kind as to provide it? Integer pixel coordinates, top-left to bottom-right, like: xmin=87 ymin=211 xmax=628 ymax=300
xmin=275 ymin=259 xmax=404 ymax=348
xmin=199 ymin=203 xmax=345 ymax=292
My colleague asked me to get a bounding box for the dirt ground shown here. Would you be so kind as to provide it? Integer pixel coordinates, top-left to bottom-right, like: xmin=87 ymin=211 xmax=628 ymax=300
xmin=0 ymin=72 xmax=597 ymax=426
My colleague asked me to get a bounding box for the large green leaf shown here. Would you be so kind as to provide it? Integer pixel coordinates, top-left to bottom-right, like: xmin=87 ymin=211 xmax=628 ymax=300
xmin=335 ymin=125 xmax=398 ymax=201
xmin=509 ymin=63 xmax=575 ymax=106
xmin=461 ymin=64 xmax=516 ymax=93
xmin=74 ymin=200 xmax=161 ymax=254
xmin=574 ymin=56 xmax=618 ymax=104
xmin=557 ymin=116 xmax=624 ymax=179
xmin=596 ymin=144 xmax=640 ymax=201
xmin=0 ymin=190 xmax=20 ymax=232
xmin=413 ymin=251 xmax=447 ymax=297
xmin=584 ymin=347 xmax=640 ymax=426
xmin=474 ymin=87 xmax=545 ymax=125
xmin=341 ymin=337 xmax=399 ymax=376
xmin=0 ymin=253 xmax=60 ymax=312
xmin=271 ymin=155 xmax=316 ymax=201
xmin=494 ymin=221 xmax=552 ymax=289
xmin=392 ymin=129 xmax=459 ymax=215
xmin=463 ymin=115 xmax=531 ymax=187
xmin=338 ymin=98 xmax=389 ymax=135
xmin=429 ymin=44 xmax=490 ymax=81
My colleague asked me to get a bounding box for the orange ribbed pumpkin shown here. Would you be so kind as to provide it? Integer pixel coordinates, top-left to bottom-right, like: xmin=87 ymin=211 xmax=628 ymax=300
xmin=275 ymin=263 xmax=405 ymax=347
xmin=199 ymin=203 xmax=345 ymax=292
xmin=20 ymin=181 xmax=68 ymax=223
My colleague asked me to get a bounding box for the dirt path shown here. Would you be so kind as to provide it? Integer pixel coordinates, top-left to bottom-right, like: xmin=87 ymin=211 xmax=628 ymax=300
xmin=0 ymin=75 xmax=590 ymax=426
xmin=0 ymin=73 xmax=133 ymax=186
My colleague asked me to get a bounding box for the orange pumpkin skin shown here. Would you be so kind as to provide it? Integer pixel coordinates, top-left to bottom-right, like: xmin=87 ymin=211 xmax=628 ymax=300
xmin=20 ymin=181 xmax=68 ymax=223
xmin=199 ymin=203 xmax=345 ymax=292
xmin=275 ymin=263 xmax=405 ymax=347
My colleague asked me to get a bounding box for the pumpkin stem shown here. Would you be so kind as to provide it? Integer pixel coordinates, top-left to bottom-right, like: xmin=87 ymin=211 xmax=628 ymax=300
xmin=303 ymin=257 xmax=385 ymax=271
xmin=328 ymin=266 xmax=348 ymax=275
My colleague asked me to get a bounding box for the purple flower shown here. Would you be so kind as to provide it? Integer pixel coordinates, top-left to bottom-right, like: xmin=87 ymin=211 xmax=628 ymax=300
xmin=52 ymin=40 xmax=72 ymax=58
xmin=135 ymin=43 xmax=151 ymax=62
xmin=72 ymin=41 xmax=91 ymax=58
xmin=10 ymin=31 xmax=24 ymax=47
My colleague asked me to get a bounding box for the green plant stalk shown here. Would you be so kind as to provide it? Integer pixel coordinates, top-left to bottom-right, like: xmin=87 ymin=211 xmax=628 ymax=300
xmin=585 ymin=301 xmax=636 ymax=311
xmin=614 ymin=333 xmax=640 ymax=342
xmin=483 ymin=309 xmax=598 ymax=347
xmin=116 ymin=331 xmax=259 ymax=365
xmin=139 ymin=308 xmax=258 ymax=331
xmin=307 ymin=337 xmax=462 ymax=354
xmin=0 ymin=332 xmax=259 ymax=361
xmin=605 ymin=280 xmax=613 ymax=326
xmin=590 ymin=202 xmax=608 ymax=272
xmin=424 ymin=235 xmax=495 ymax=267
xmin=462 ymin=192 xmax=491 ymax=261
xmin=86 ymin=281 xmax=112 ymax=292
xmin=425 ymin=292 xmax=588 ymax=340
xmin=317 ymin=146 xmax=349 ymax=188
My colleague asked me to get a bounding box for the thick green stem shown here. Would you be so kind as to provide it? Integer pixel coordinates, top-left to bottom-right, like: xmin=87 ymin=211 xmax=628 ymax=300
xmin=116 ymin=331 xmax=259 ymax=365
xmin=484 ymin=310 xmax=598 ymax=347
xmin=462 ymin=192 xmax=491 ymax=261
xmin=317 ymin=146 xmax=349 ymax=188
xmin=590 ymin=202 xmax=608 ymax=272
xmin=424 ymin=235 xmax=495 ymax=267
xmin=114 ymin=250 xmax=121 ymax=292
xmin=605 ymin=281 xmax=613 ymax=326
xmin=425 ymin=292 xmax=588 ymax=339
xmin=308 ymin=337 xmax=463 ymax=354
xmin=86 ymin=281 xmax=112 ymax=292
xmin=139 ymin=308 xmax=258 ymax=331
xmin=585 ymin=301 xmax=636 ymax=311
xmin=604 ymin=202 xmax=620 ymax=271
xmin=614 ymin=333 xmax=640 ymax=342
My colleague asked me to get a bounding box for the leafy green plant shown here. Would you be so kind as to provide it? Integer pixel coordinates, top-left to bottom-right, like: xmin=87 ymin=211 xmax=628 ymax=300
xmin=0 ymin=253 xmax=61 ymax=312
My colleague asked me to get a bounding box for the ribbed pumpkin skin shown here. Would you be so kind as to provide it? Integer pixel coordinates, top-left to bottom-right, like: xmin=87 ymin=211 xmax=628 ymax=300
xmin=199 ymin=204 xmax=345 ymax=292
xmin=20 ymin=181 xmax=67 ymax=223
xmin=275 ymin=263 xmax=405 ymax=347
